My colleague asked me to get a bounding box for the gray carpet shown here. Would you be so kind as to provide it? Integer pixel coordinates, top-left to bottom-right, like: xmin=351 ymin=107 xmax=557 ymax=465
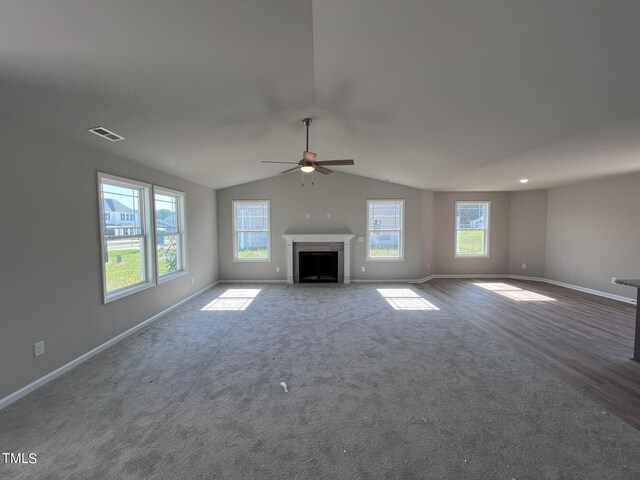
xmin=1 ymin=283 xmax=639 ymax=479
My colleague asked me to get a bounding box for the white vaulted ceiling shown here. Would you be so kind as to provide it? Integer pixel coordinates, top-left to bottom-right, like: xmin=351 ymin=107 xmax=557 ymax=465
xmin=2 ymin=0 xmax=640 ymax=190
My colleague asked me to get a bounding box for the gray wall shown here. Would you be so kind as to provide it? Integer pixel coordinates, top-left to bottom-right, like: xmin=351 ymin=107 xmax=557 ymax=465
xmin=433 ymin=192 xmax=511 ymax=275
xmin=420 ymin=191 xmax=435 ymax=277
xmin=216 ymin=172 xmax=424 ymax=281
xmin=545 ymin=172 xmax=640 ymax=299
xmin=508 ymin=190 xmax=548 ymax=277
xmin=0 ymin=122 xmax=218 ymax=400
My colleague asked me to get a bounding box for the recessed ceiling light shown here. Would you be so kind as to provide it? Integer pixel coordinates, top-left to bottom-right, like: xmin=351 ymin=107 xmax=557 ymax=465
xmin=88 ymin=126 xmax=125 ymax=142
xmin=519 ymin=178 xmax=529 ymax=184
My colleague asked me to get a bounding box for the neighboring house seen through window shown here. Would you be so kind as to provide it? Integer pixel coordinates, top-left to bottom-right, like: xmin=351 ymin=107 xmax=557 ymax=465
xmin=154 ymin=187 xmax=187 ymax=280
xmin=455 ymin=201 xmax=490 ymax=257
xmin=98 ymin=173 xmax=154 ymax=302
xmin=366 ymin=200 xmax=404 ymax=260
xmin=233 ymin=200 xmax=270 ymax=261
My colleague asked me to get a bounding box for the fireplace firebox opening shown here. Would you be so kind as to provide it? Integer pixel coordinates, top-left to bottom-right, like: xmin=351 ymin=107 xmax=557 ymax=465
xmin=298 ymin=251 xmax=338 ymax=283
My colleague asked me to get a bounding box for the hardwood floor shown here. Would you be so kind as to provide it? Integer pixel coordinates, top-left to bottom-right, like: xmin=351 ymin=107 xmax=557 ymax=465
xmin=417 ymin=278 xmax=640 ymax=430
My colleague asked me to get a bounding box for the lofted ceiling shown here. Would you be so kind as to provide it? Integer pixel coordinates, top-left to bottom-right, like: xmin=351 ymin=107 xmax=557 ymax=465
xmin=2 ymin=0 xmax=640 ymax=191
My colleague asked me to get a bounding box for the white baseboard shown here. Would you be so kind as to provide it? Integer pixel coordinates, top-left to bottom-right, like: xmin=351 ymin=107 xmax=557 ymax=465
xmin=408 ymin=275 xmax=434 ymax=284
xmin=507 ymin=275 xmax=636 ymax=305
xmin=218 ymin=275 xmax=637 ymax=305
xmin=219 ymin=279 xmax=288 ymax=284
xmin=414 ymin=274 xmax=636 ymax=305
xmin=352 ymin=278 xmax=426 ymax=284
xmin=0 ymin=281 xmax=218 ymax=411
xmin=428 ymin=273 xmax=509 ymax=279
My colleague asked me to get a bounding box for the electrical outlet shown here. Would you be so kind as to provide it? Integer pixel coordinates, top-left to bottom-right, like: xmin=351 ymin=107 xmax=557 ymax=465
xmin=361 ymin=266 xmax=366 ymax=272
xmin=34 ymin=341 xmax=45 ymax=357
xmin=276 ymin=267 xmax=280 ymax=272
xmin=191 ymin=277 xmax=195 ymax=286
xmin=305 ymin=213 xmax=310 ymax=219
xmin=358 ymin=236 xmax=364 ymax=243
xmin=612 ymin=277 xmax=617 ymax=284
xmin=427 ymin=263 xmax=430 ymax=270
xmin=522 ymin=263 xmax=527 ymax=270
xmin=326 ymin=213 xmax=331 ymax=219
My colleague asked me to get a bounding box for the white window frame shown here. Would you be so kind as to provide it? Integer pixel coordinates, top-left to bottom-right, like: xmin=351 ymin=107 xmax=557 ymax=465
xmin=154 ymin=186 xmax=188 ymax=283
xmin=454 ymin=201 xmax=491 ymax=258
xmin=366 ymin=199 xmax=405 ymax=262
xmin=98 ymin=172 xmax=155 ymax=303
xmin=232 ymin=200 xmax=271 ymax=262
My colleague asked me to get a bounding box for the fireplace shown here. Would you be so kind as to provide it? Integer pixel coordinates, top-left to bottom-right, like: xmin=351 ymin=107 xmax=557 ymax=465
xmin=282 ymin=233 xmax=355 ymax=284
xmin=299 ymin=251 xmax=338 ymax=283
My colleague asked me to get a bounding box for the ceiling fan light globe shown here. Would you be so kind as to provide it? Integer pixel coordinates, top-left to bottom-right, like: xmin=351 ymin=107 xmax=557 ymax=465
xmin=300 ymin=165 xmax=315 ymax=173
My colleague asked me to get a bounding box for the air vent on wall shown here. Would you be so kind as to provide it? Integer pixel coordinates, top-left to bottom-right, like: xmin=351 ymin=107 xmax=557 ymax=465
xmin=88 ymin=126 xmax=125 ymax=142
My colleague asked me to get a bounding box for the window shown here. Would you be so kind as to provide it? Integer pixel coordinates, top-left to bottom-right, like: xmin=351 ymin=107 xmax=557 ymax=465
xmin=104 ymin=212 xmax=110 ymax=222
xmin=98 ymin=173 xmax=154 ymax=302
xmin=154 ymin=187 xmax=187 ymax=280
xmin=233 ymin=200 xmax=270 ymax=261
xmin=367 ymin=200 xmax=404 ymax=260
xmin=455 ymin=201 xmax=490 ymax=257
xmin=120 ymin=212 xmax=134 ymax=222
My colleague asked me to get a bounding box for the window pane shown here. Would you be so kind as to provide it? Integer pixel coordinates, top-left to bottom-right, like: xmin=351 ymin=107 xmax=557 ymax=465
xmin=237 ymin=232 xmax=268 ymax=258
xmin=368 ymin=202 xmax=401 ymax=230
xmin=456 ymin=204 xmax=486 ymax=229
xmin=369 ymin=231 xmax=400 ymax=257
xmin=456 ymin=230 xmax=485 ymax=255
xmin=157 ymin=234 xmax=181 ymax=276
xmin=236 ymin=203 xmax=269 ymax=231
xmin=104 ymin=238 xmax=145 ymax=292
xmin=101 ymin=183 xmax=142 ymax=233
xmin=155 ymin=193 xmax=179 ymax=234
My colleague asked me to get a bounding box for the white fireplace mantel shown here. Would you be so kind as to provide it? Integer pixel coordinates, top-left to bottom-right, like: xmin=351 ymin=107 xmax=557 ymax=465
xmin=282 ymin=233 xmax=356 ymax=284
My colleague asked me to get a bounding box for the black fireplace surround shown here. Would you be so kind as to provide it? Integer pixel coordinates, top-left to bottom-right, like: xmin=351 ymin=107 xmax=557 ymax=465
xmin=298 ymin=251 xmax=338 ymax=283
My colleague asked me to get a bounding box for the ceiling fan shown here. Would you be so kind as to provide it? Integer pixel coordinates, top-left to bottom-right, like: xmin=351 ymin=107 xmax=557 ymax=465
xmin=261 ymin=118 xmax=355 ymax=175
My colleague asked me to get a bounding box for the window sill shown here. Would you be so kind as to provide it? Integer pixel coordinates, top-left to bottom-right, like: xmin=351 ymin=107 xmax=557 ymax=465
xmin=158 ymin=270 xmax=188 ymax=284
xmin=454 ymin=254 xmax=490 ymax=259
xmin=233 ymin=257 xmax=271 ymax=263
xmin=366 ymin=257 xmax=405 ymax=262
xmin=104 ymin=281 xmax=156 ymax=304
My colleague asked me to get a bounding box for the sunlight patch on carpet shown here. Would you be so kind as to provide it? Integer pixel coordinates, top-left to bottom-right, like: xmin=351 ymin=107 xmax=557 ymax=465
xmin=474 ymin=283 xmax=555 ymax=302
xmin=201 ymin=289 xmax=262 ymax=311
xmin=377 ymin=288 xmax=440 ymax=311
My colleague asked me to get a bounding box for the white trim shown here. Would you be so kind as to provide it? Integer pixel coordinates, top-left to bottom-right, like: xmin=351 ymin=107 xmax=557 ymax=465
xmin=158 ymin=270 xmax=189 ymax=285
xmin=366 ymin=199 xmax=405 ymax=262
xmin=232 ymin=200 xmax=271 ymax=262
xmin=507 ymin=275 xmax=636 ymax=305
xmin=351 ymin=274 xmax=637 ymax=304
xmin=416 ymin=274 xmax=636 ymax=305
xmin=454 ymin=201 xmax=491 ymax=258
xmin=428 ymin=273 xmax=507 ymax=279
xmin=408 ymin=275 xmax=435 ymax=284
xmin=282 ymin=233 xmax=356 ymax=243
xmin=282 ymin=233 xmax=355 ymax=284
xmin=98 ymin=172 xmax=156 ymax=304
xmin=154 ymin=185 xmax=188 ymax=281
xmin=219 ymin=279 xmax=288 ymax=284
xmin=217 ymin=275 xmax=638 ymax=305
xmin=352 ymin=278 xmax=423 ymax=283
xmin=0 ymin=282 xmax=218 ymax=411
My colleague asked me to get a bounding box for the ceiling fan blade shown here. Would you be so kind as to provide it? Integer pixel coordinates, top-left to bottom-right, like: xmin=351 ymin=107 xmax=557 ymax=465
xmin=262 ymin=161 xmax=299 ymax=164
xmin=279 ymin=167 xmax=300 ymax=174
xmin=315 ymin=159 xmax=355 ymax=166
xmin=315 ymin=165 xmax=332 ymax=175
xmin=303 ymin=151 xmax=317 ymax=161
